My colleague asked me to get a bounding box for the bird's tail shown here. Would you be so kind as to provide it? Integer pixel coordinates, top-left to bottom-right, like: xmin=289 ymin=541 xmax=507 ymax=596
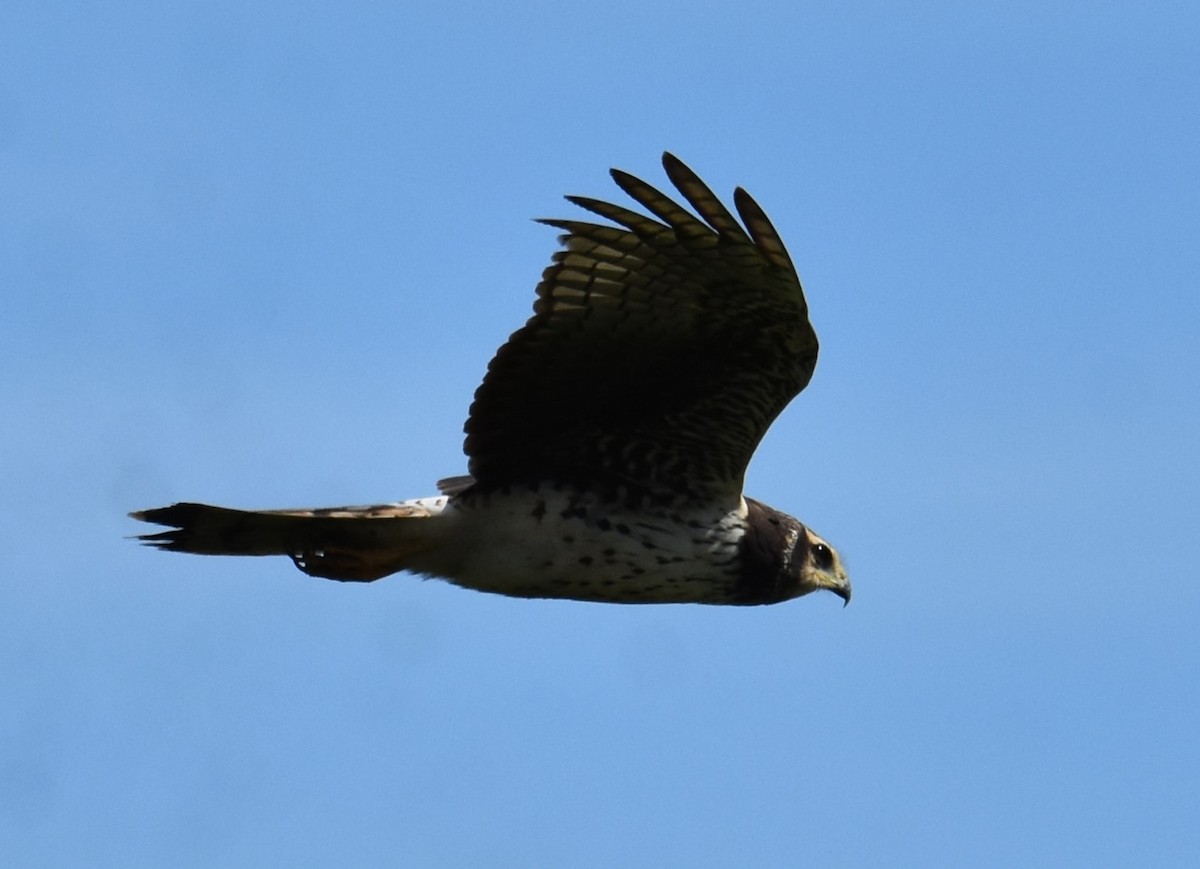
xmin=131 ymin=501 xmax=444 ymax=582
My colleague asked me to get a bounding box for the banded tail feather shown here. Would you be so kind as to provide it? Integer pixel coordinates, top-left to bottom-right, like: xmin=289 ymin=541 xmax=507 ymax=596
xmin=131 ymin=501 xmax=443 ymax=582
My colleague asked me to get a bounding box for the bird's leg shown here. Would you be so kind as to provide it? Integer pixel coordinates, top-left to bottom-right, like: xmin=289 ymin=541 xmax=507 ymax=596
xmin=289 ymin=547 xmax=399 ymax=582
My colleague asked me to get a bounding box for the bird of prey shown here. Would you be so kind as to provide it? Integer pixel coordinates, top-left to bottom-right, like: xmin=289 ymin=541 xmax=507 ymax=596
xmin=132 ymin=153 xmax=850 ymax=606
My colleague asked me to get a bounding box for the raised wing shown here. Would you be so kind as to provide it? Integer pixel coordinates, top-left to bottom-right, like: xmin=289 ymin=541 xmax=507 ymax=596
xmin=463 ymin=153 xmax=818 ymax=505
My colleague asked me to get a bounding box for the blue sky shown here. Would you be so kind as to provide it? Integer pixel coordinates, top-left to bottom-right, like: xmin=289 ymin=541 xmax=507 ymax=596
xmin=3 ymin=2 xmax=1199 ymax=866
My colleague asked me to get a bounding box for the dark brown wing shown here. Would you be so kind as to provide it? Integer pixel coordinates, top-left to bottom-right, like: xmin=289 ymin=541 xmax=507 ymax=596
xmin=463 ymin=153 xmax=818 ymax=504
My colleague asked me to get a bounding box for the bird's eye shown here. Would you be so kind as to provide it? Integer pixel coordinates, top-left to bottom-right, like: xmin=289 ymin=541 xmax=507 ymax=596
xmin=812 ymin=543 xmax=834 ymax=571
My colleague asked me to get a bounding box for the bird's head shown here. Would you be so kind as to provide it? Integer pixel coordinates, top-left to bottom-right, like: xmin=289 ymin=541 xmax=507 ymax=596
xmin=796 ymin=527 xmax=851 ymax=606
xmin=740 ymin=498 xmax=851 ymax=605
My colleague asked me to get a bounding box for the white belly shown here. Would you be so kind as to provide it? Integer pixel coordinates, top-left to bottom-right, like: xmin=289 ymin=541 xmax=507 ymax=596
xmin=408 ymin=487 xmax=749 ymax=604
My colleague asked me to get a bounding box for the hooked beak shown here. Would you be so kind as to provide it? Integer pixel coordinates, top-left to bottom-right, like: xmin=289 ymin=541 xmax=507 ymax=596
xmin=832 ymin=575 xmax=852 ymax=607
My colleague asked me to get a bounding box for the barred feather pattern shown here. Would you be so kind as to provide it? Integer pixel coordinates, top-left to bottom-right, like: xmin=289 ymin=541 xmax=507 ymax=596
xmin=463 ymin=154 xmax=818 ymax=506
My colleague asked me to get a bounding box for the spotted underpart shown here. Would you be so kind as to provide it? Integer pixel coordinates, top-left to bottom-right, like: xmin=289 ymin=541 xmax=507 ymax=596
xmin=404 ymin=486 xmax=749 ymax=604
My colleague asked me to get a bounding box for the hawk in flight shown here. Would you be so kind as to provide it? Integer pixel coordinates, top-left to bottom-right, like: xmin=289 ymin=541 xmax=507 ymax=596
xmin=133 ymin=154 xmax=851 ymax=606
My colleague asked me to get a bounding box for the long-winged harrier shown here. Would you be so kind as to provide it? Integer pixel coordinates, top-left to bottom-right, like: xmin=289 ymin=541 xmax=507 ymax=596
xmin=132 ymin=153 xmax=851 ymax=606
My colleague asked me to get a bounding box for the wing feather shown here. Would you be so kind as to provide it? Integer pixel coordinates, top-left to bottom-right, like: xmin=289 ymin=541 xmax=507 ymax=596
xmin=463 ymin=153 xmax=817 ymax=504
xmin=660 ymin=153 xmax=754 ymax=243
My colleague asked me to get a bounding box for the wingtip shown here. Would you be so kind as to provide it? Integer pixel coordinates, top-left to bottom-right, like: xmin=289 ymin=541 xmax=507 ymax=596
xmin=660 ymin=151 xmax=693 ymax=183
xmin=608 ymin=166 xmax=636 ymax=189
xmin=615 ymin=153 xmax=684 ymax=184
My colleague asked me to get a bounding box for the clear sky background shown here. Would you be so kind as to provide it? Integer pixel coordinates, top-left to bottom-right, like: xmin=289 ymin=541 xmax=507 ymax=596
xmin=3 ymin=2 xmax=1199 ymax=866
